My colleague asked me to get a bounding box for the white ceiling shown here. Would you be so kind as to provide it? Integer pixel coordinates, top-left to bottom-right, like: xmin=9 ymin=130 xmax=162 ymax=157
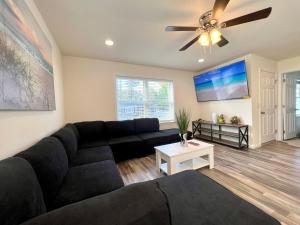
xmin=34 ymin=0 xmax=300 ymax=72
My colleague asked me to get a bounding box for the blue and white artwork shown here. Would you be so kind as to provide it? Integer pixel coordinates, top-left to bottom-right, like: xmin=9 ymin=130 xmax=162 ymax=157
xmin=0 ymin=0 xmax=55 ymax=110
xmin=194 ymin=60 xmax=249 ymax=102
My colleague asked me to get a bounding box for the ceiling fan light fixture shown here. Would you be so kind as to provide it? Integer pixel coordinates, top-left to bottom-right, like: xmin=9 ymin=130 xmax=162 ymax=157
xmin=165 ymin=0 xmax=272 ymax=51
xmin=210 ymin=29 xmax=222 ymax=45
xmin=199 ymin=32 xmax=210 ymax=46
xmin=210 ymin=19 xmax=217 ymax=25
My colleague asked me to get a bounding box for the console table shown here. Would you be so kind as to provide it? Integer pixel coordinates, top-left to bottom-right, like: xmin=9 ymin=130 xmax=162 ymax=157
xmin=192 ymin=121 xmax=249 ymax=149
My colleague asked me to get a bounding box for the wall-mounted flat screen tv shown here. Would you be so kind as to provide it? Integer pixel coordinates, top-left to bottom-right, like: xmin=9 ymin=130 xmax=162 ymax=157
xmin=193 ymin=60 xmax=249 ymax=102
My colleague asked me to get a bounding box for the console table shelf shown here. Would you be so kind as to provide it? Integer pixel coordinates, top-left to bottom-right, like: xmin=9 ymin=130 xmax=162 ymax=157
xmin=192 ymin=121 xmax=249 ymax=149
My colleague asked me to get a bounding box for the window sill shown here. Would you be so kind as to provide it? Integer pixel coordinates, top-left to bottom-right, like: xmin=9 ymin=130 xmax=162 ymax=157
xmin=160 ymin=120 xmax=175 ymax=124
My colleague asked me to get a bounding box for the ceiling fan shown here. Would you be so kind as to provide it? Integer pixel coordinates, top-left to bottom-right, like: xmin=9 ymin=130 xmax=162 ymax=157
xmin=165 ymin=0 xmax=272 ymax=51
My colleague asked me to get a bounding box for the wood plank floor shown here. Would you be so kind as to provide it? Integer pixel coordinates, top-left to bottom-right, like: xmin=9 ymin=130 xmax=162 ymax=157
xmin=117 ymin=141 xmax=300 ymax=225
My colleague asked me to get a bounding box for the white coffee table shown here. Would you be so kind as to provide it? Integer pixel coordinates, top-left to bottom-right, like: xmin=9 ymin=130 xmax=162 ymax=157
xmin=155 ymin=139 xmax=214 ymax=175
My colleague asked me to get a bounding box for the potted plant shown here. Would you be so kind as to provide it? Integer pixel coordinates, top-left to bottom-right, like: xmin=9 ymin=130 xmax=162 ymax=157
xmin=217 ymin=114 xmax=225 ymax=124
xmin=175 ymin=108 xmax=191 ymax=146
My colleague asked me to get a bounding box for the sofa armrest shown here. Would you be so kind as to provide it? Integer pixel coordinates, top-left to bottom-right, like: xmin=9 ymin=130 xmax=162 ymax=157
xmin=20 ymin=181 xmax=170 ymax=225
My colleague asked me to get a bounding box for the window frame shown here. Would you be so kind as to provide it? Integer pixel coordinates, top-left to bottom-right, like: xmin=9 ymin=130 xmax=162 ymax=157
xmin=115 ymin=75 xmax=176 ymax=123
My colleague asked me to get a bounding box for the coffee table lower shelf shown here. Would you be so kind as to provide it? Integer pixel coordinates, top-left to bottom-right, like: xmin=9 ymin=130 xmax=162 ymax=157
xmin=160 ymin=158 xmax=209 ymax=174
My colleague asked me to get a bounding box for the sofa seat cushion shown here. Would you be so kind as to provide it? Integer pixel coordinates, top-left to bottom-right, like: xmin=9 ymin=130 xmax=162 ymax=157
xmin=138 ymin=132 xmax=171 ymax=147
xmin=109 ymin=135 xmax=142 ymax=145
xmin=157 ymin=171 xmax=280 ymax=225
xmin=20 ymin=181 xmax=170 ymax=225
xmin=0 ymin=157 xmax=46 ymax=225
xmin=53 ymin=160 xmax=124 ymax=208
xmin=109 ymin=135 xmax=143 ymax=161
xmin=134 ymin=118 xmax=160 ymax=134
xmin=79 ymin=139 xmax=109 ymax=149
xmin=52 ymin=127 xmax=78 ymax=162
xmin=72 ymin=146 xmax=114 ymax=166
xmin=17 ymin=137 xmax=69 ymax=209
xmin=160 ymin=129 xmax=181 ymax=142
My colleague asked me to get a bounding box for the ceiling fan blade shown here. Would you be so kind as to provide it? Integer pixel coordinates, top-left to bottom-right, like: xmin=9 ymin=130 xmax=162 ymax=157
xmin=179 ymin=35 xmax=200 ymax=51
xmin=165 ymin=26 xmax=199 ymax=31
xmin=217 ymin=35 xmax=229 ymax=47
xmin=212 ymin=0 xmax=230 ymax=20
xmin=221 ymin=7 xmax=272 ymax=28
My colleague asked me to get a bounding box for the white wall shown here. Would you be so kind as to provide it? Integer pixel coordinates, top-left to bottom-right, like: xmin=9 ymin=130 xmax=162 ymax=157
xmin=64 ymin=54 xmax=277 ymax=148
xmin=249 ymin=55 xmax=277 ymax=147
xmin=196 ymin=55 xmax=252 ymax=125
xmin=63 ymin=56 xmax=200 ymax=130
xmin=197 ymin=54 xmax=277 ymax=148
xmin=0 ymin=0 xmax=65 ymax=160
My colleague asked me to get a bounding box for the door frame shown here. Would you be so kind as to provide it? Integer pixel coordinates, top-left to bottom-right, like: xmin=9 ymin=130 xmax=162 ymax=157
xmin=278 ymin=71 xmax=300 ymax=141
xmin=282 ymin=73 xmax=286 ymax=140
xmin=281 ymin=72 xmax=299 ymax=140
xmin=258 ymin=69 xmax=278 ymax=145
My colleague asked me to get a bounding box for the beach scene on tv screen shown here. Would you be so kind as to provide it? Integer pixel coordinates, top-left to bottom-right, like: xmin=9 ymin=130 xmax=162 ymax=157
xmin=194 ymin=60 xmax=249 ymax=102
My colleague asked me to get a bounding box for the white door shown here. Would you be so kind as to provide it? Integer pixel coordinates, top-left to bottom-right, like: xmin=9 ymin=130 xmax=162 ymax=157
xmin=283 ymin=75 xmax=297 ymax=140
xmin=260 ymin=70 xmax=276 ymax=143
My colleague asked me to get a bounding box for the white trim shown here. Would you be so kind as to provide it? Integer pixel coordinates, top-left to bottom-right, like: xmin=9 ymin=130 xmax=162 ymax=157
xmin=258 ymin=69 xmax=278 ymax=145
xmin=249 ymin=144 xmax=262 ymax=149
xmin=282 ymin=73 xmax=286 ymax=140
xmin=160 ymin=120 xmax=176 ymax=124
xmin=116 ymin=75 xmax=173 ymax=83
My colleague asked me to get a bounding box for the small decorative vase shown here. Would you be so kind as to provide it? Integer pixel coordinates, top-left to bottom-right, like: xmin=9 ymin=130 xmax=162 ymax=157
xmin=179 ymin=133 xmax=188 ymax=147
xmin=183 ymin=133 xmax=188 ymax=147
xmin=179 ymin=133 xmax=183 ymax=144
xmin=212 ymin=112 xmax=218 ymax=124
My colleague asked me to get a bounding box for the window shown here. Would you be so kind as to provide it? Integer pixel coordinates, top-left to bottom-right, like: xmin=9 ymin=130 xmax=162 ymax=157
xmin=116 ymin=77 xmax=175 ymax=122
xmin=296 ymin=81 xmax=300 ymax=116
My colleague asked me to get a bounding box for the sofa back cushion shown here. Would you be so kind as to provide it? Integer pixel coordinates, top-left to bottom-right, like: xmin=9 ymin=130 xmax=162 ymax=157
xmin=74 ymin=121 xmax=106 ymax=141
xmin=105 ymin=120 xmax=135 ymax=138
xmin=66 ymin=123 xmax=80 ymax=140
xmin=52 ymin=127 xmax=78 ymax=162
xmin=17 ymin=137 xmax=69 ymax=208
xmin=0 ymin=157 xmax=46 ymax=225
xmin=134 ymin=118 xmax=160 ymax=134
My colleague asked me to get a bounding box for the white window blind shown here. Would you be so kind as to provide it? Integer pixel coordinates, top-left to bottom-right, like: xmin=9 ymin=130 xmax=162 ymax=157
xmin=116 ymin=77 xmax=175 ymax=122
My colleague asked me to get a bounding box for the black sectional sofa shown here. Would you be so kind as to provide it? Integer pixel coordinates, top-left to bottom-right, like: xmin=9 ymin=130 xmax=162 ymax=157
xmin=0 ymin=118 xmax=280 ymax=225
xmin=16 ymin=136 xmax=123 ymax=210
xmin=13 ymin=118 xmax=180 ymax=211
xmin=0 ymin=158 xmax=280 ymax=225
xmin=66 ymin=118 xmax=180 ymax=162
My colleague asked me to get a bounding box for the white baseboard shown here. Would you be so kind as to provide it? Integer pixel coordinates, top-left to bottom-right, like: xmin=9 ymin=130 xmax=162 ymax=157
xmin=249 ymin=144 xmax=261 ymax=149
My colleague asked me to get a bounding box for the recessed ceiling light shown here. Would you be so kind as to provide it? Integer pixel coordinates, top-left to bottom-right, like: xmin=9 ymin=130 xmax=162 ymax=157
xmin=105 ymin=39 xmax=114 ymax=46
xmin=198 ymin=58 xmax=205 ymax=63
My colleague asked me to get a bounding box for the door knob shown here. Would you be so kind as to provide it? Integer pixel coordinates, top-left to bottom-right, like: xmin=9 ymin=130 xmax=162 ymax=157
xmin=261 ymin=112 xmax=265 ymax=115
